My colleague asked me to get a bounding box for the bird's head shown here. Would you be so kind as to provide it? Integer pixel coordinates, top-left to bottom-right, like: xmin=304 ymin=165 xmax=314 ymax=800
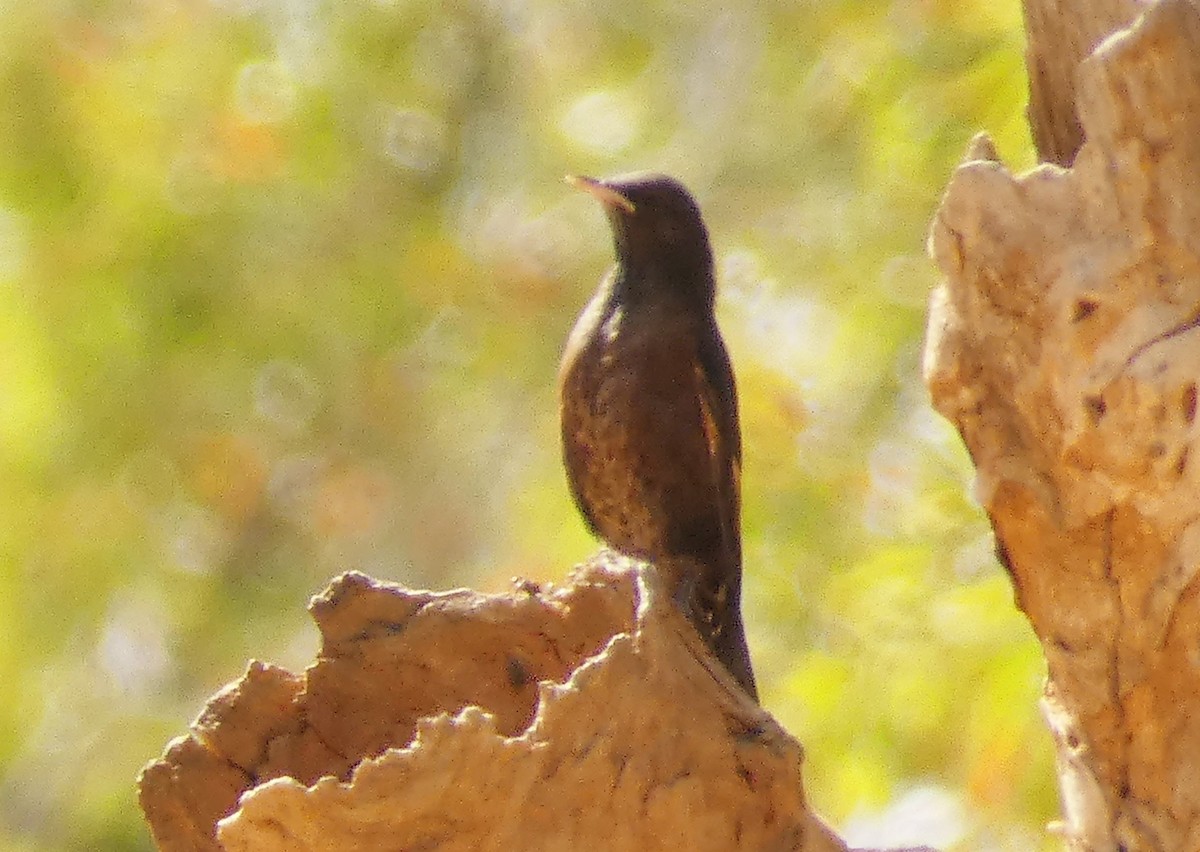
xmin=566 ymin=172 xmax=715 ymax=306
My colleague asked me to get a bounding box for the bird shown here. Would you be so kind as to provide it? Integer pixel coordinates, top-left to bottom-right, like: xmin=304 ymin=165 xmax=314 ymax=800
xmin=558 ymin=171 xmax=758 ymax=702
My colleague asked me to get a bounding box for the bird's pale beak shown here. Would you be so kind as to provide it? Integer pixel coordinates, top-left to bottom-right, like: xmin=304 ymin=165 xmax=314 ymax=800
xmin=564 ymin=174 xmax=636 ymax=214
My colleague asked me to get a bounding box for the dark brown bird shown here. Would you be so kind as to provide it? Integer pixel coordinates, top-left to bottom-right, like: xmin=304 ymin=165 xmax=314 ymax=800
xmin=558 ymin=171 xmax=757 ymax=702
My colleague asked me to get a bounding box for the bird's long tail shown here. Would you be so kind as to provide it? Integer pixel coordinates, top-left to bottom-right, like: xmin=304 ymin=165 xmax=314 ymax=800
xmin=710 ymin=585 xmax=758 ymax=702
xmin=671 ymin=552 xmax=758 ymax=703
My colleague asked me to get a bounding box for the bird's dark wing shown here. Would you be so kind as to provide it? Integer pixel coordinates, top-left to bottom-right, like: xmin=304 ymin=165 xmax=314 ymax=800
xmin=694 ymin=319 xmax=742 ymax=569
xmin=690 ymin=323 xmax=757 ymax=700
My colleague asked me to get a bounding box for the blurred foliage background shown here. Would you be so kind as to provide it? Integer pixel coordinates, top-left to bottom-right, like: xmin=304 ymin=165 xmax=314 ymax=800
xmin=0 ymin=0 xmax=1056 ymax=849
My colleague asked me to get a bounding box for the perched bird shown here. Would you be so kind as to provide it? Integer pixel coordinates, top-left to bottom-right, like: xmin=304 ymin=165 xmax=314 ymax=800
xmin=558 ymin=172 xmax=757 ymax=702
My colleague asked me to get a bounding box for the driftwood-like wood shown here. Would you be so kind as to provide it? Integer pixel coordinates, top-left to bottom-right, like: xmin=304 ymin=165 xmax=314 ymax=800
xmin=927 ymin=1 xmax=1200 ymax=848
xmin=1022 ymin=0 xmax=1142 ymax=164
xmin=138 ymin=553 xmax=848 ymax=852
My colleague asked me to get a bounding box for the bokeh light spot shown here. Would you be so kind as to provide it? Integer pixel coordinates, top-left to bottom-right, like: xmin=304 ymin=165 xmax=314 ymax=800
xmin=163 ymin=501 xmax=230 ymax=575
xmin=0 ymin=206 xmax=28 ymax=280
xmin=255 ymin=359 xmax=319 ymax=433
xmin=559 ymin=90 xmax=641 ymax=156
xmin=98 ymin=596 xmax=171 ymax=697
xmin=234 ymin=60 xmax=298 ymax=124
xmin=267 ymin=453 xmax=327 ymax=527
xmin=843 ymin=784 xmax=968 ymax=849
xmin=382 ymin=108 xmax=447 ymax=174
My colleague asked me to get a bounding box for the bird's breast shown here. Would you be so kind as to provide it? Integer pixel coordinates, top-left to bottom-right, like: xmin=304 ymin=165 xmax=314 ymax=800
xmin=559 ymin=297 xmax=722 ymax=561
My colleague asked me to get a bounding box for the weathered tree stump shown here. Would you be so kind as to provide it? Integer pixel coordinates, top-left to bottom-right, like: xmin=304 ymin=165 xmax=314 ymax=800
xmin=927 ymin=1 xmax=1200 ymax=847
xmin=138 ymin=553 xmax=845 ymax=851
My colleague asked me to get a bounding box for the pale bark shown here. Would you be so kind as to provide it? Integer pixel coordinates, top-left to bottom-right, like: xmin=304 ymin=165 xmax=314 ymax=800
xmin=138 ymin=554 xmax=847 ymax=852
xmin=927 ymin=0 xmax=1200 ymax=848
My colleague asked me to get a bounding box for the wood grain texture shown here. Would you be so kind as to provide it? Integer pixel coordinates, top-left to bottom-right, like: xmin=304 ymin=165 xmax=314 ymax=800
xmin=1023 ymin=0 xmax=1144 ymax=164
xmin=138 ymin=556 xmax=844 ymax=852
xmin=928 ymin=2 xmax=1200 ymax=846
